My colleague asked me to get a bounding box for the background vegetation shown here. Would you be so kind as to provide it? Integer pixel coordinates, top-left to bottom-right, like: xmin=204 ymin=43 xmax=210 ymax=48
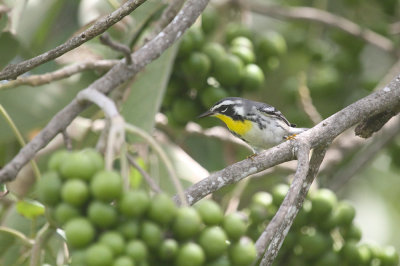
xmin=0 ymin=0 xmax=399 ymax=265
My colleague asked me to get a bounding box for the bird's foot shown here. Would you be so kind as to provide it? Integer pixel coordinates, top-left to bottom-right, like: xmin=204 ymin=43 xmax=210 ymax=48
xmin=285 ymin=134 xmax=297 ymax=141
xmin=247 ymin=153 xmax=257 ymax=160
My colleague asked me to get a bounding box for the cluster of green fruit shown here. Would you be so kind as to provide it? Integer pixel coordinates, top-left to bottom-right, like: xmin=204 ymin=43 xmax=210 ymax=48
xmin=244 ymin=184 xmax=399 ymax=266
xmin=36 ymin=149 xmax=257 ymax=266
xmin=162 ymin=7 xmax=287 ymax=126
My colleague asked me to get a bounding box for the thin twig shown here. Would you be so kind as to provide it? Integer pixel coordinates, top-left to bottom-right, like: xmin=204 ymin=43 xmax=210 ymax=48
xmin=77 ymin=89 xmax=125 ymax=170
xmin=100 ymin=33 xmax=132 ymax=64
xmin=61 ymin=130 xmax=72 ymax=150
xmin=297 ymin=72 xmax=323 ymax=124
xmin=0 ymin=226 xmax=34 ymax=246
xmin=126 ymin=153 xmax=162 ymax=193
xmin=0 ymin=105 xmax=41 ymax=181
xmin=0 ymin=0 xmax=147 ymax=80
xmin=248 ymin=2 xmax=395 ymax=54
xmin=29 ymin=223 xmax=53 ymax=266
xmin=125 ymin=123 xmax=187 ymax=206
xmin=225 ymin=178 xmax=250 ymax=214
xmin=0 ymin=60 xmax=118 ymax=90
xmin=259 ymin=144 xmax=327 ymax=265
xmin=0 ymin=0 xmax=210 ymax=182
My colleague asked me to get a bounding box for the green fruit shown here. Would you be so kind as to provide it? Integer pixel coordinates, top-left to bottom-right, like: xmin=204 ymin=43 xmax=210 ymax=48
xmin=308 ymin=65 xmax=340 ymax=93
xmin=272 ymin=184 xmax=289 ymax=206
xmin=256 ymin=31 xmax=287 ymax=58
xmin=231 ymin=37 xmax=254 ymax=50
xmin=141 ymin=221 xmax=163 ymax=249
xmin=172 ymin=207 xmax=202 ymax=239
xmin=314 ymin=250 xmax=340 ymax=266
xmin=195 ymin=199 xmax=224 ymax=225
xmin=113 ymin=256 xmax=134 ymax=266
xmin=334 ymin=201 xmax=356 ymax=227
xmin=340 ymin=223 xmax=362 ymax=241
xmin=380 ymin=246 xmax=399 ymax=266
xmin=223 ymin=212 xmax=247 ymax=240
xmin=230 ymin=46 xmax=255 ymax=64
xmin=229 ymin=237 xmax=257 ymax=266
xmin=119 ymin=190 xmax=150 ymax=217
xmin=176 ymin=242 xmax=205 ymax=266
xmin=99 ymin=231 xmax=125 ymax=256
xmin=171 ymin=99 xmax=201 ymax=124
xmin=183 ymin=52 xmax=211 ymax=81
xmin=252 ymin=191 xmax=273 ymax=207
xmin=88 ymin=201 xmax=117 ymax=229
xmin=299 ymin=230 xmax=332 ymax=260
xmin=61 ymin=179 xmax=89 ymax=207
xmin=159 ymin=239 xmax=179 ymax=261
xmin=206 ymin=256 xmax=230 ymax=266
xmin=199 ymin=86 xmax=228 ymax=108
xmin=54 ymin=203 xmax=80 ymax=225
xmin=36 ymin=171 xmax=62 ymax=206
xmin=148 ymin=193 xmax=177 ymax=225
xmin=65 ymin=218 xmax=95 ymax=248
xmin=90 ymin=170 xmax=122 ymax=202
xmin=48 ymin=150 xmax=70 ymax=172
xmin=249 ymin=203 xmax=268 ymax=224
xmin=214 ymin=54 xmax=244 ymax=87
xmin=81 ymin=148 xmax=104 ymax=172
xmin=178 ymin=32 xmax=194 ymax=57
xmin=85 ymin=243 xmax=113 ymax=266
xmin=225 ymin=23 xmax=253 ymax=43
xmin=201 ymin=6 xmax=218 ymax=34
xmin=310 ymin=188 xmax=337 ymax=218
xmin=60 ymin=151 xmax=97 ymax=180
xmin=241 ymin=64 xmax=265 ymax=90
xmin=198 ymin=226 xmax=228 ymax=259
xmin=187 ymin=27 xmax=205 ymax=50
xmin=341 ymin=240 xmax=362 ymax=265
xmin=70 ymin=250 xmax=86 ymax=266
xmin=202 ymin=42 xmax=226 ymax=66
xmin=117 ymin=220 xmax=140 ymax=239
xmin=126 ymin=240 xmax=148 ymax=263
xmin=357 ymin=244 xmax=372 ymax=265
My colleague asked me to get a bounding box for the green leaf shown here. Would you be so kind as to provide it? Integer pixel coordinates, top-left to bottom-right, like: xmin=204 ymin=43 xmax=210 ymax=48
xmin=0 ymin=12 xmax=8 ymax=32
xmin=16 ymin=200 xmax=45 ymax=219
xmin=0 ymin=32 xmax=20 ymax=68
xmin=122 ymin=44 xmax=178 ymax=133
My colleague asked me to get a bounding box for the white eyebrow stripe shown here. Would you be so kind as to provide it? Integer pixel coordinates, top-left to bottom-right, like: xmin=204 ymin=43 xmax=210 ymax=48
xmin=211 ymin=100 xmax=236 ymax=110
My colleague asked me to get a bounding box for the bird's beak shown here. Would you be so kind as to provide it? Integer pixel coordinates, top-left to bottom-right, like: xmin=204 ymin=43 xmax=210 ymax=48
xmin=198 ymin=110 xmax=215 ymax=118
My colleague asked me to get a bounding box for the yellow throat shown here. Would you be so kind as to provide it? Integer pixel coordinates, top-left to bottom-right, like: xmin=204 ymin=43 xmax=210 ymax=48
xmin=215 ymin=114 xmax=253 ymax=136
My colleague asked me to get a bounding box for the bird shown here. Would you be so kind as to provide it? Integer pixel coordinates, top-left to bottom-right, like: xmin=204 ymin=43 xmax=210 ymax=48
xmin=198 ymin=97 xmax=307 ymax=154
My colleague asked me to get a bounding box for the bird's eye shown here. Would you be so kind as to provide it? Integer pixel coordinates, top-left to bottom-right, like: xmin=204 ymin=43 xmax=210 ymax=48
xmin=221 ymin=107 xmax=228 ymax=113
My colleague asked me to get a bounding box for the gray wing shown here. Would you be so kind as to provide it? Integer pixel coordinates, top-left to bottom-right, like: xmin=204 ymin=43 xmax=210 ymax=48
xmin=255 ymin=103 xmax=296 ymax=127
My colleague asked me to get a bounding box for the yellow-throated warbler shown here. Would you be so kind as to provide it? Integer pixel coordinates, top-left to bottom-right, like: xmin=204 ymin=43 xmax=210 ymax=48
xmin=198 ymin=97 xmax=307 ymax=153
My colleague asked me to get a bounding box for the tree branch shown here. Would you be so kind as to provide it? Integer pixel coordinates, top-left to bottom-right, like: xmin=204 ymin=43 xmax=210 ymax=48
xmin=0 ymin=0 xmax=147 ymax=80
xmin=248 ymin=2 xmax=395 ymax=54
xmin=175 ymin=76 xmax=400 ymax=205
xmin=328 ymin=115 xmax=400 ymax=191
xmin=0 ymin=60 xmax=119 ymax=90
xmin=100 ymin=33 xmax=132 ymax=65
xmin=0 ymin=0 xmax=210 ymax=183
xmin=259 ymin=144 xmax=327 ymax=265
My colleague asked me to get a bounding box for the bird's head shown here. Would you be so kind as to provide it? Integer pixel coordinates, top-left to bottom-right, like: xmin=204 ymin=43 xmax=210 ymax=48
xmin=198 ymin=97 xmax=247 ymax=121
